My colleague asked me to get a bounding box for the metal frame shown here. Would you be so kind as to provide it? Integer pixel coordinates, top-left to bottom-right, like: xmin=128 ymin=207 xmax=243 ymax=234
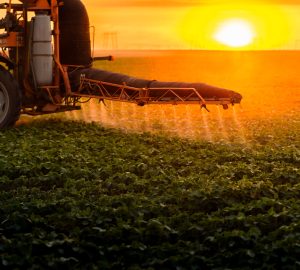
xmin=71 ymin=77 xmax=235 ymax=107
xmin=0 ymin=0 xmax=240 ymax=116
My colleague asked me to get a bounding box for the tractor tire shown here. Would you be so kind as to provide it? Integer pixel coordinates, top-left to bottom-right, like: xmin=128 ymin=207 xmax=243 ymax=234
xmin=0 ymin=67 xmax=21 ymax=128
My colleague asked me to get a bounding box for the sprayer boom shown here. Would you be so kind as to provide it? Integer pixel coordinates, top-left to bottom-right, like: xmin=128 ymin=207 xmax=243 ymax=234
xmin=0 ymin=0 xmax=242 ymax=128
xmin=72 ymin=77 xmax=240 ymax=109
xmin=69 ymin=69 xmax=242 ymax=109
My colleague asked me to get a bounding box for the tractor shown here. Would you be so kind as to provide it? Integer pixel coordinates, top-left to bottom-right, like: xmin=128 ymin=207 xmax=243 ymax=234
xmin=0 ymin=0 xmax=242 ymax=128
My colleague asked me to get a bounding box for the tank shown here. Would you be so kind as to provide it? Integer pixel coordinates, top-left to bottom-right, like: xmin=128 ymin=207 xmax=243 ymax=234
xmin=32 ymin=14 xmax=53 ymax=86
xmin=59 ymin=0 xmax=92 ymax=66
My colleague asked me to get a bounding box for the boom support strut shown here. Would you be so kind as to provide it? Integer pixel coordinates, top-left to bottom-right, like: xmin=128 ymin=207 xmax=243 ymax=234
xmin=70 ymin=75 xmax=241 ymax=109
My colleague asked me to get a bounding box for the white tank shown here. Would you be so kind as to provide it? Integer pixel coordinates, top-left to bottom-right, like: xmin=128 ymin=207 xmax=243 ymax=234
xmin=32 ymin=14 xmax=53 ymax=86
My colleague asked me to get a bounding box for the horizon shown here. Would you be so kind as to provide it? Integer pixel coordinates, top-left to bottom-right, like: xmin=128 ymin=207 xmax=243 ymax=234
xmin=94 ymin=48 xmax=300 ymax=55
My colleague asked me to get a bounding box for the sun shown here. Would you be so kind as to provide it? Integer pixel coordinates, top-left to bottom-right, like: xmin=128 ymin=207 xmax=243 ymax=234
xmin=179 ymin=4 xmax=293 ymax=50
xmin=213 ymin=19 xmax=255 ymax=48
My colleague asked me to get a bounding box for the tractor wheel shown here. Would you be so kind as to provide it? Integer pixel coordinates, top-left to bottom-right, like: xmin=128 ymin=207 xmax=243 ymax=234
xmin=0 ymin=67 xmax=21 ymax=128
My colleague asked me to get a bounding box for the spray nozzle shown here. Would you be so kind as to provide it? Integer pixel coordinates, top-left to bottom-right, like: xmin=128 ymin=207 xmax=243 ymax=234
xmin=201 ymin=104 xmax=210 ymax=112
xmin=222 ymin=104 xmax=229 ymax=110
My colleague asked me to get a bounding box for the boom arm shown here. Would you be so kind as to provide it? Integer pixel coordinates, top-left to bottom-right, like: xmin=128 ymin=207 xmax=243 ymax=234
xmin=0 ymin=0 xmax=242 ymax=123
xmin=69 ymin=68 xmax=242 ymax=110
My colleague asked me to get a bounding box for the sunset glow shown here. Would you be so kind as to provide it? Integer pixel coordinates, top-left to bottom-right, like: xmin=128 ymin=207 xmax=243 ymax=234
xmin=213 ymin=19 xmax=255 ymax=48
xmin=179 ymin=4 xmax=294 ymax=50
xmin=2 ymin=0 xmax=286 ymax=50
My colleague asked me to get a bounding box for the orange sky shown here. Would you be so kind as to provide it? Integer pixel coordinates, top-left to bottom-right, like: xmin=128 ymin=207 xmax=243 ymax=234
xmin=82 ymin=0 xmax=300 ymax=50
xmin=1 ymin=1 xmax=300 ymax=50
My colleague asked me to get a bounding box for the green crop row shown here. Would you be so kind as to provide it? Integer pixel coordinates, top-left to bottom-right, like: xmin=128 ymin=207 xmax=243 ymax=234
xmin=0 ymin=119 xmax=299 ymax=269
